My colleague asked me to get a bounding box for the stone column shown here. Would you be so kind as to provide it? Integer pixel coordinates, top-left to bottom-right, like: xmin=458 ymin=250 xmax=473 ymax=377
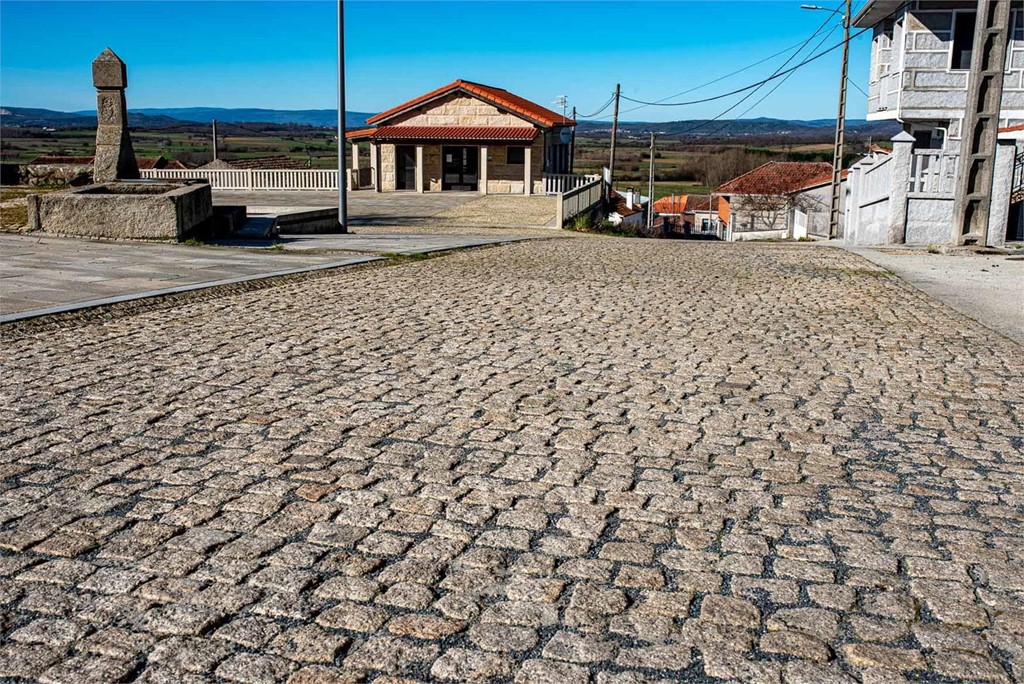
xmin=92 ymin=48 xmax=139 ymax=182
xmin=524 ymin=146 xmax=532 ymax=196
xmin=479 ymin=146 xmax=488 ymax=195
xmin=886 ymin=131 xmax=915 ymax=245
xmin=370 ymin=143 xmax=381 ymax=193
xmin=415 ymin=145 xmax=424 ymax=194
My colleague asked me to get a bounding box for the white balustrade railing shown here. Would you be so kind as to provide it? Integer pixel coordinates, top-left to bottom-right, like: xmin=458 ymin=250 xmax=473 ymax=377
xmin=141 ymin=168 xmax=339 ymax=191
xmin=909 ymin=150 xmax=958 ymax=195
xmin=557 ymin=178 xmax=603 ymax=226
xmin=544 ymin=173 xmax=600 ymax=195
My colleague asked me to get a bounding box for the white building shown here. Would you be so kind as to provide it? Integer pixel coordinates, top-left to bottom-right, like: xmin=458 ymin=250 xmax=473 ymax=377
xmin=844 ymin=0 xmax=1024 ymax=246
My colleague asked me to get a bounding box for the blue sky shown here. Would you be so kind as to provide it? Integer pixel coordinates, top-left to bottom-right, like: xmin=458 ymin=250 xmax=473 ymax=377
xmin=0 ymin=1 xmax=872 ymax=122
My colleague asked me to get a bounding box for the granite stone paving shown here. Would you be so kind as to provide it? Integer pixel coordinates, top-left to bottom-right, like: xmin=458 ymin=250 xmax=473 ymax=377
xmin=1 ymin=239 xmax=1022 ymax=683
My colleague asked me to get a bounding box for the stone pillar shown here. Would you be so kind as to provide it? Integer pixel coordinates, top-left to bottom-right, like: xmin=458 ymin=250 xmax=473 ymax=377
xmin=351 ymin=142 xmax=359 ymax=171
xmin=415 ymin=145 xmax=424 ymax=194
xmin=370 ymin=143 xmax=381 ymax=193
xmin=92 ymin=48 xmax=139 ymax=182
xmin=886 ymin=131 xmax=915 ymax=245
xmin=524 ymin=146 xmax=532 ymax=196
xmin=479 ymin=146 xmax=488 ymax=195
xmin=987 ymin=138 xmax=1017 ymax=247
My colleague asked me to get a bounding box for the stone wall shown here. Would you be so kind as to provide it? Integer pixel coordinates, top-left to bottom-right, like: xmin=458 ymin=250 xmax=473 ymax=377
xmin=390 ymin=93 xmax=535 ymax=127
xmin=22 ymin=163 xmax=93 ymax=187
xmin=381 ymin=144 xmax=396 ymax=192
xmin=485 ymin=141 xmax=543 ymax=194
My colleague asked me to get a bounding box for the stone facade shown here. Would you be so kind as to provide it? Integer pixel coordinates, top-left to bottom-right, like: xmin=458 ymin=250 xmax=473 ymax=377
xmin=391 ymin=93 xmax=535 ymax=128
xmin=865 ymin=5 xmax=1023 ymax=128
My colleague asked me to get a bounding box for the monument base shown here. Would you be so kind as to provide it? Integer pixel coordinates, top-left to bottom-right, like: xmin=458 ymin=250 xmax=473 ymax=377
xmin=27 ymin=180 xmax=213 ymax=241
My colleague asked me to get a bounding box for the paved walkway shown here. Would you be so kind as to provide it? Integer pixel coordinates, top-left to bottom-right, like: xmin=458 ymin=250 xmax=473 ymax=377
xmin=841 ymin=245 xmax=1024 ymax=346
xmin=1 ymin=241 xmax=1022 ymax=683
xmin=0 ymin=234 xmax=535 ymax=320
xmin=215 ymin=190 xmax=476 ymax=227
xmin=213 ymin=191 xmax=558 ymax=229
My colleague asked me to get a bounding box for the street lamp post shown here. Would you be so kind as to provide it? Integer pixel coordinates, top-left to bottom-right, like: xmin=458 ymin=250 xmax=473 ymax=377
xmin=802 ymin=0 xmax=852 ymax=239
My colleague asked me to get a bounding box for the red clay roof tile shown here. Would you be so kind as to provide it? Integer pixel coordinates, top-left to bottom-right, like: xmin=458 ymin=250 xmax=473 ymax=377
xmin=714 ymin=161 xmax=835 ymax=196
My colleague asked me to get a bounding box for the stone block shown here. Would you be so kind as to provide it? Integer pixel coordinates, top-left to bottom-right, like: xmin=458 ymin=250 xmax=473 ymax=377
xmin=30 ymin=181 xmax=213 ymax=240
xmin=92 ymin=49 xmax=128 ymax=89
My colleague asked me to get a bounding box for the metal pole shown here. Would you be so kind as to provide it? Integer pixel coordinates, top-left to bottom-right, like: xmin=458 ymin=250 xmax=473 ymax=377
xmin=337 ymin=0 xmax=347 ymax=233
xmin=607 ymin=83 xmax=620 ymax=203
xmin=570 ymin=106 xmax=576 ymax=174
xmin=828 ymin=0 xmax=851 ymax=239
xmin=212 ymin=119 xmax=218 ymax=160
xmin=647 ymin=133 xmax=656 ymax=233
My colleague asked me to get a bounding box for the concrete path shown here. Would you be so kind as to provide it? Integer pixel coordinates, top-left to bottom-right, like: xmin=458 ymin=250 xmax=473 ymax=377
xmin=2 ymin=241 xmax=1022 ymax=683
xmin=0 ymin=232 xmax=535 ymax=320
xmin=214 ymin=190 xmax=477 ymax=226
xmin=841 ymin=244 xmax=1024 ymax=346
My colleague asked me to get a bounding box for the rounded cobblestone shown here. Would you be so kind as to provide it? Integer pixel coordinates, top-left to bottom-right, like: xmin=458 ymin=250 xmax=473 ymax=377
xmin=1 ymin=238 xmax=1022 ymax=682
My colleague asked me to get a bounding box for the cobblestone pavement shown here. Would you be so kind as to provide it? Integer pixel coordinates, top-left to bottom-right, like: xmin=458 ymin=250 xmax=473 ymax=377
xmin=1 ymin=240 xmax=1022 ymax=684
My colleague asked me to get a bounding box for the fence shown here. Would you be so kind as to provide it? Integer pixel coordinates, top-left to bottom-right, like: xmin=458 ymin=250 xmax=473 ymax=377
xmin=556 ymin=177 xmax=603 ymax=227
xmin=543 ymin=173 xmax=600 ymax=195
xmin=909 ymin=150 xmax=958 ymax=195
xmin=844 ymin=152 xmax=894 ymax=245
xmin=141 ymin=168 xmax=339 ymax=191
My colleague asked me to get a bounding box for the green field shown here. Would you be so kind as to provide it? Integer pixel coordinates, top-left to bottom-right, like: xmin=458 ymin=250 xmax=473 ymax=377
xmin=3 ymin=124 xmax=864 ymax=199
xmin=0 ymin=126 xmax=342 ymax=169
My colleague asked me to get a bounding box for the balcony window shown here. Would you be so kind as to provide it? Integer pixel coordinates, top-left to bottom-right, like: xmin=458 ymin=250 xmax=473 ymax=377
xmin=951 ymin=12 xmax=976 ymax=70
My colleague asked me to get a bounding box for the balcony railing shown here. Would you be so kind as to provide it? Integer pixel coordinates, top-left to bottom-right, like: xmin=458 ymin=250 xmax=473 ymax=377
xmin=909 ymin=150 xmax=958 ymax=195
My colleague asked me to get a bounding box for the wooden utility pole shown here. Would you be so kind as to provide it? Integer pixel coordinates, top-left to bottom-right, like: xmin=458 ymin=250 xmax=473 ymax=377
xmin=827 ymin=0 xmax=852 ymax=239
xmin=211 ymin=119 xmax=219 ymax=160
xmin=952 ymin=0 xmax=1011 ymax=246
xmin=570 ymin=106 xmax=577 ymax=174
xmin=647 ymin=133 xmax=656 ymax=233
xmin=607 ymin=83 xmax=620 ymax=202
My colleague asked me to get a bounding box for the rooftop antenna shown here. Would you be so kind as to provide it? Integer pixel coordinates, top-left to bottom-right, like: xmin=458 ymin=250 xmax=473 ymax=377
xmin=554 ymin=95 xmax=568 ymax=122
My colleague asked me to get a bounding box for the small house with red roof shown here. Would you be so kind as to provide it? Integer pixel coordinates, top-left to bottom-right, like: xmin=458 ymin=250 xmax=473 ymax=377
xmin=346 ymin=80 xmax=574 ymax=195
xmin=713 ymin=161 xmax=846 ymax=241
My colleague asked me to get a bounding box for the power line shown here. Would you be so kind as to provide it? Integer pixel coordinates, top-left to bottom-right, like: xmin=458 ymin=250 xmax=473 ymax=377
xmin=577 ymin=92 xmax=614 ymax=119
xmin=701 ymin=22 xmax=843 ymax=138
xmin=658 ymin=8 xmax=840 ymax=138
xmin=619 ymin=19 xmax=877 ymax=109
xmin=618 ymin=29 xmax=836 ymax=116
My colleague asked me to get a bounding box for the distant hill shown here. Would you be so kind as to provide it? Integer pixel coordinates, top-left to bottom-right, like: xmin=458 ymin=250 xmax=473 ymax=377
xmin=1 ymin=106 xmax=184 ymax=129
xmin=117 ymin=108 xmax=376 ymax=129
xmin=577 ymin=117 xmax=900 ymax=141
xmin=2 ymin=105 xmax=899 ymax=141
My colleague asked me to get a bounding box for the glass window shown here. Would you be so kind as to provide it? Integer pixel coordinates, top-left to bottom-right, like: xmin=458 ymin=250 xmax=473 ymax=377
xmin=951 ymin=12 xmax=976 ymax=70
xmin=507 ymin=147 xmax=525 ymax=165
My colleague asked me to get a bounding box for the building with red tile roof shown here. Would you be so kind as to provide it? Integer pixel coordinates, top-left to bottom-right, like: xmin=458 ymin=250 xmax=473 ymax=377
xmin=345 ymin=80 xmax=576 ymax=195
xmin=714 ymin=162 xmax=846 ymax=241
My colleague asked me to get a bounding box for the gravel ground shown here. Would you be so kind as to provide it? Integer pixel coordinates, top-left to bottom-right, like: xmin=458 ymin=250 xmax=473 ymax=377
xmin=1 ymin=238 xmax=1022 ymax=683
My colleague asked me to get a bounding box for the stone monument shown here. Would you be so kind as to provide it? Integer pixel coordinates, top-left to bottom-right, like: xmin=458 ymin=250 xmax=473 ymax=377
xmin=92 ymin=48 xmax=139 ymax=182
xmin=27 ymin=49 xmax=212 ymax=240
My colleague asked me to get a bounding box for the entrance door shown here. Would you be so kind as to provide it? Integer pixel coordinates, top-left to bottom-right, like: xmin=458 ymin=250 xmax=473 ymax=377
xmin=396 ymin=146 xmax=416 ymax=190
xmin=442 ymin=146 xmax=478 ymax=191
xmin=793 ymin=209 xmax=808 ymax=240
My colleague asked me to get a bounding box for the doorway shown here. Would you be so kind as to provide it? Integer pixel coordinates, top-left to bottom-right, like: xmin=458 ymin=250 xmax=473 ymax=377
xmin=442 ymin=146 xmax=478 ymax=191
xmin=396 ymin=146 xmax=416 ymax=190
